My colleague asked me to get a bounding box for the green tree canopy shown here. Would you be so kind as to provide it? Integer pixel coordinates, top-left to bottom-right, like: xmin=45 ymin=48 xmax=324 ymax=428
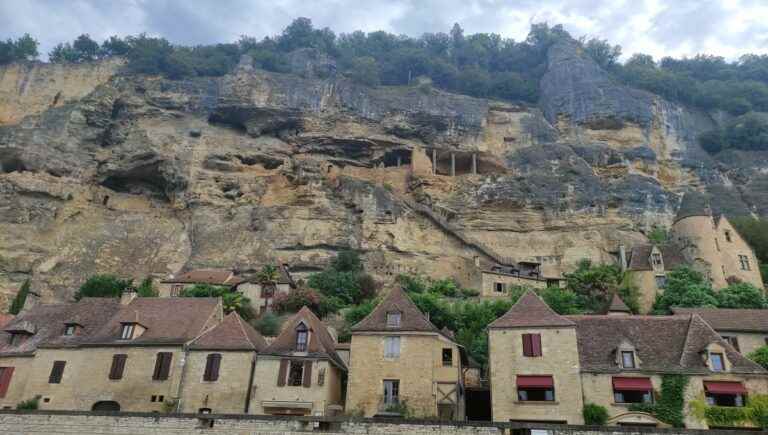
xmin=652 ymin=267 xmax=717 ymax=313
xmin=715 ymin=282 xmax=768 ymax=309
xmin=0 ymin=34 xmax=39 ymax=65
xmin=8 ymin=280 xmax=30 ymax=315
xmin=179 ymin=284 xmax=254 ymax=320
xmin=75 ymin=274 xmax=133 ymax=300
xmin=748 ymin=346 xmax=768 ymax=370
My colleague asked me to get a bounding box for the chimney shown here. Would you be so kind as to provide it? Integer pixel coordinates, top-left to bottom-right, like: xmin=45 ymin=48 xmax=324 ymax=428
xmin=120 ymin=287 xmax=138 ymax=305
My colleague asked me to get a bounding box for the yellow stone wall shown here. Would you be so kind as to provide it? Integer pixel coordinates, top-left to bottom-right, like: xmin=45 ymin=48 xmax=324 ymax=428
xmin=480 ymin=272 xmax=547 ymax=298
xmin=26 ymin=346 xmax=184 ymax=412
xmin=719 ymin=332 xmax=768 ymax=358
xmin=631 ymin=270 xmax=663 ymax=314
xmin=0 ymin=356 xmax=34 ymax=409
xmin=346 ymin=333 xmax=463 ymax=418
xmin=179 ymin=350 xmax=254 ymax=414
xmin=237 ymin=283 xmax=291 ymax=313
xmin=714 ymin=218 xmax=764 ymax=289
xmin=488 ymin=327 xmax=583 ymax=424
xmin=249 ymin=356 xmax=343 ymax=416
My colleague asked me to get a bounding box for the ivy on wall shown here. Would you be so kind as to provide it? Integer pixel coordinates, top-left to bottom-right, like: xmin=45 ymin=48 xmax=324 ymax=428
xmin=690 ymin=395 xmax=768 ymax=429
xmin=629 ymin=374 xmax=688 ymax=427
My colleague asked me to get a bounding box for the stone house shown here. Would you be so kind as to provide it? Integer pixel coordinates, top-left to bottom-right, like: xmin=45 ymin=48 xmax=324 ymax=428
xmin=0 ymin=298 xmax=121 ymax=410
xmin=671 ymin=192 xmax=764 ymax=291
xmin=159 ymin=269 xmax=244 ymax=297
xmin=346 ymin=287 xmax=467 ymax=420
xmin=476 ymin=260 xmax=561 ymax=299
xmin=234 ymin=265 xmax=295 ymax=314
xmin=625 ymin=243 xmax=686 ymax=313
xmin=250 ymin=306 xmax=346 ymax=417
xmin=24 ymin=292 xmax=222 ymax=412
xmin=180 ymin=311 xmax=268 ymax=414
xmin=488 ymin=290 xmax=584 ymax=424
xmin=672 ymin=307 xmax=768 ymax=357
xmin=488 ymin=290 xmax=768 ymax=429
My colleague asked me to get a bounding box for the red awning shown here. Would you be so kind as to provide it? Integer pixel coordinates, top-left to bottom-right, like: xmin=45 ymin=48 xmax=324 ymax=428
xmin=517 ymin=375 xmax=554 ymax=388
xmin=612 ymin=377 xmax=653 ymax=391
xmin=704 ymin=381 xmax=748 ymax=395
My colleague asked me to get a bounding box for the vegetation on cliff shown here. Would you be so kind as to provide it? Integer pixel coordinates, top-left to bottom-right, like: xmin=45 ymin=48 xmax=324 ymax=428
xmin=652 ymin=267 xmax=767 ymax=313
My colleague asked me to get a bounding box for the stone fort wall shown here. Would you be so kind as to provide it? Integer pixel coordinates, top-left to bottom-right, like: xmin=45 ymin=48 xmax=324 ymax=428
xmin=0 ymin=410 xmax=760 ymax=435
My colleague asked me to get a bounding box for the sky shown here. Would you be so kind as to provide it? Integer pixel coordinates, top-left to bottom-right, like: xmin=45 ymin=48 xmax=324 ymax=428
xmin=1 ymin=0 xmax=768 ymax=62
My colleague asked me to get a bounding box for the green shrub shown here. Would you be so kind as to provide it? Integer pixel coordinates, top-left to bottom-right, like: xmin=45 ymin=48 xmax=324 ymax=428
xmin=583 ymin=403 xmax=609 ymax=425
xmin=75 ymin=274 xmax=133 ymax=300
xmin=136 ymin=276 xmax=158 ymax=297
xmin=16 ymin=397 xmax=39 ymax=410
xmin=253 ymin=312 xmax=282 ymax=336
xmin=748 ymin=346 xmax=768 ymax=370
xmin=9 ymin=279 xmax=30 ymax=315
xmin=716 ymin=282 xmax=767 ymax=308
xmin=179 ymin=284 xmax=254 ymax=320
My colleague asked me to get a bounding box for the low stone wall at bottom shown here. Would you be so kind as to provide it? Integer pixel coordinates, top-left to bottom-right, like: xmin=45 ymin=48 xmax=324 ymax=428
xmin=0 ymin=411 xmax=761 ymax=435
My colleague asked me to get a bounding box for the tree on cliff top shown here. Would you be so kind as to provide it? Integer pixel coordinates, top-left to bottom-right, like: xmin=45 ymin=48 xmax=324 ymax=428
xmin=0 ymin=34 xmax=39 ymax=65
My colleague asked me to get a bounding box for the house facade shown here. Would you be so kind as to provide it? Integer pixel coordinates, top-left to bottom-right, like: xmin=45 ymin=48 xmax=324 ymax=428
xmin=673 ymin=307 xmax=768 ymax=357
xmin=346 ymin=287 xmax=466 ymax=420
xmin=626 ymin=243 xmax=686 ymax=313
xmin=477 ymin=261 xmax=560 ymax=299
xmin=250 ymin=307 xmax=346 ymax=417
xmin=158 ymin=269 xmax=243 ymax=297
xmin=489 ymin=291 xmax=768 ymax=429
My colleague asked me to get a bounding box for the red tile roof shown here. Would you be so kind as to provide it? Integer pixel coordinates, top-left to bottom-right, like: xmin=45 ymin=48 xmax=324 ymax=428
xmin=351 ymin=287 xmax=440 ymax=333
xmin=489 ymin=290 xmax=575 ymax=329
xmin=190 ymin=311 xmax=267 ymax=351
xmin=262 ymin=306 xmax=346 ymax=370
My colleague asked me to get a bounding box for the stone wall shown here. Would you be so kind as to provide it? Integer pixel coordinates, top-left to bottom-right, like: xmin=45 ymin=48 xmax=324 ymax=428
xmin=0 ymin=411 xmax=760 ymax=434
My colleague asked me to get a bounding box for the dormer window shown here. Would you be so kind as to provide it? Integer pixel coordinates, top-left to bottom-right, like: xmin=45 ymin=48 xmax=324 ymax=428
xmin=710 ymin=352 xmax=725 ymax=372
xmin=120 ymin=323 xmax=136 ymax=340
xmin=725 ymin=230 xmax=732 ymax=243
xmin=651 ymin=253 xmax=663 ymax=267
xmin=295 ymin=323 xmax=308 ymax=352
xmin=8 ymin=333 xmax=28 ymax=346
xmin=621 ymin=351 xmax=636 ymax=369
xmin=386 ymin=312 xmax=401 ymax=328
xmin=63 ymin=324 xmax=77 ymax=336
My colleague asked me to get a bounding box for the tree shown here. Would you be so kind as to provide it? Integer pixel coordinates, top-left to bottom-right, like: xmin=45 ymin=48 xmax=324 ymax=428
xmin=255 ymin=265 xmax=280 ymax=293
xmin=647 ymin=226 xmax=669 ymax=244
xmin=253 ymin=311 xmax=282 ymax=336
xmin=583 ymin=37 xmax=622 ymax=70
xmin=348 ymin=56 xmax=380 ymax=86
xmin=0 ymin=34 xmax=39 ymax=65
xmin=49 ymin=43 xmax=79 ymax=63
xmin=716 ymin=283 xmax=767 ymax=309
xmin=8 ymin=280 xmax=30 ymax=315
xmin=72 ymin=34 xmax=99 ymax=62
xmin=308 ymin=250 xmax=377 ymax=307
xmin=75 ymin=275 xmax=133 ymax=300
xmin=272 ymin=286 xmax=324 ymax=316
xmin=652 ymin=267 xmax=717 ymax=313
xmin=564 ymin=259 xmax=624 ymax=313
xmin=748 ymin=346 xmax=768 ymax=370
xmin=100 ymin=35 xmax=131 ymax=57
xmin=179 ymin=284 xmax=254 ymax=320
xmin=136 ymin=277 xmax=158 ymax=297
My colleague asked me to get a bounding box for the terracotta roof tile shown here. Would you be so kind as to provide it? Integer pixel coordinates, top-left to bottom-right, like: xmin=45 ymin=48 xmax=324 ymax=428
xmin=85 ymin=298 xmax=221 ymax=346
xmin=351 ymin=287 xmax=440 ymax=333
xmin=262 ymin=307 xmax=346 ymax=370
xmin=190 ymin=311 xmax=267 ymax=351
xmin=627 ymin=244 xmax=686 ymax=271
xmin=672 ymin=307 xmax=768 ymax=333
xmin=566 ymin=314 xmax=765 ymax=375
xmin=489 ymin=290 xmax=575 ymax=329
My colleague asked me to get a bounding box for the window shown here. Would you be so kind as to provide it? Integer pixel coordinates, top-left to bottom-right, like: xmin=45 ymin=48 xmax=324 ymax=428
xmin=49 ymin=361 xmax=66 ymax=384
xmin=654 ymin=275 xmax=667 ymax=288
xmin=261 ymin=286 xmax=275 ymax=298
xmin=170 ymin=285 xmax=183 ymax=297
xmin=386 ymin=312 xmax=401 ymax=328
xmin=203 ymin=354 xmax=221 ymax=382
xmin=494 ymin=282 xmax=506 ymax=293
xmin=317 ymin=367 xmax=326 ymax=386
xmin=295 ymin=324 xmax=308 ymax=352
xmin=725 ymin=230 xmax=732 ymax=243
xmin=707 ymin=393 xmax=744 ymax=407
xmin=0 ymin=367 xmax=15 ymax=398
xmin=108 ymin=354 xmax=127 ymax=380
xmin=120 ymin=323 xmax=135 ymax=340
xmin=705 ymin=381 xmax=747 ymax=407
xmin=739 ymin=255 xmax=751 ymax=271
xmin=621 ymin=351 xmax=636 ymax=369
xmin=614 ymin=390 xmax=653 ymax=404
xmin=442 ymin=348 xmax=453 ymax=366
xmin=63 ymin=324 xmax=76 ymax=336
xmin=715 ymin=237 xmax=720 ymax=252
xmin=722 ymin=336 xmax=740 ymax=352
xmin=517 ymin=376 xmax=555 ymax=402
xmin=384 ymin=336 xmax=400 ymax=358
xmin=522 ymin=334 xmax=542 ymax=357
xmin=152 ymin=352 xmax=173 ymax=380
xmin=150 ymin=395 xmax=165 ymax=403
xmin=651 ymin=253 xmax=662 ymax=267
xmin=8 ymin=333 xmax=29 ymax=346
xmin=288 ymin=361 xmax=304 ymax=386
xmin=710 ymin=353 xmax=725 ymax=372
xmin=383 ymin=380 xmax=399 ymax=405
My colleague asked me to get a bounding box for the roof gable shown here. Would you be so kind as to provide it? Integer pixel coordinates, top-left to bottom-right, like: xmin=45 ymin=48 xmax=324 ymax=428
xmin=190 ymin=311 xmax=267 ymax=351
xmin=263 ymin=307 xmax=346 ymax=369
xmin=489 ymin=290 xmax=575 ymax=329
xmin=672 ymin=307 xmax=768 ymax=332
xmin=607 ymin=294 xmax=631 ymax=313
xmin=351 ymin=287 xmax=440 ymax=333
xmin=627 ymin=243 xmax=686 ymax=271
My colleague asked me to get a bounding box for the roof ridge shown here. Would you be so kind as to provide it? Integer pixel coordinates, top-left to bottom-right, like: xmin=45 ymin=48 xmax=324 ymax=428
xmin=232 ymin=312 xmax=255 ymax=349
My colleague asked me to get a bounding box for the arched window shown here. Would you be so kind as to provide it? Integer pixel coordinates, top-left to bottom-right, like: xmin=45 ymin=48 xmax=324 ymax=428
xmin=92 ymin=401 xmax=120 ymax=412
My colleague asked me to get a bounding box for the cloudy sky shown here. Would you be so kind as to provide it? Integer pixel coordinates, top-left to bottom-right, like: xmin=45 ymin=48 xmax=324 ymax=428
xmin=2 ymin=0 xmax=767 ymax=62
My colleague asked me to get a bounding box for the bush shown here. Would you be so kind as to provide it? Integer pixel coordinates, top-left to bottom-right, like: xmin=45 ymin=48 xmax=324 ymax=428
xmin=179 ymin=284 xmax=254 ymax=320
xmin=564 ymin=259 xmax=625 ymax=313
xmin=716 ymin=282 xmax=767 ymax=308
xmin=583 ymin=403 xmax=609 ymax=425
xmin=652 ymin=267 xmax=717 ymax=313
xmin=253 ymin=312 xmax=282 ymax=336
xmin=75 ymin=275 xmax=133 ymax=300
xmin=16 ymin=397 xmax=39 ymax=410
xmin=136 ymin=276 xmax=158 ymax=297
xmin=307 ymin=250 xmax=377 ymax=309
xmin=9 ymin=280 xmax=30 ymax=315
xmin=748 ymin=346 xmax=768 ymax=370
xmin=272 ymin=286 xmax=323 ymax=315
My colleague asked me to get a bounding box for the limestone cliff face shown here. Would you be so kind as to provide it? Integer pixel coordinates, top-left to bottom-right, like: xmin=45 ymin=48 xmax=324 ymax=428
xmin=1 ymin=43 xmax=766 ymax=306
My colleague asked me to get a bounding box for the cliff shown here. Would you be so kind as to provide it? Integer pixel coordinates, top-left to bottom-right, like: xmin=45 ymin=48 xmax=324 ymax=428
xmin=1 ymin=42 xmax=766 ymax=305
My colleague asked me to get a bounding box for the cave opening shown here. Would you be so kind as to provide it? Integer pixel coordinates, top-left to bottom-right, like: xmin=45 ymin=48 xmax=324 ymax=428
xmin=100 ymin=163 xmax=172 ymax=201
xmin=379 ymin=149 xmax=412 ymax=168
xmin=0 ymin=157 xmax=27 ymax=173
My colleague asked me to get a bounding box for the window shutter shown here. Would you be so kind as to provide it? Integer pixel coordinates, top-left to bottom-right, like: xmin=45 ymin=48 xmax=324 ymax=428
xmin=522 ymin=334 xmax=532 ymax=356
xmin=204 ymin=354 xmax=221 ymax=381
xmin=277 ymin=359 xmax=288 ymax=387
xmin=302 ymin=361 xmax=312 ymax=388
xmin=532 ymin=334 xmax=542 ymax=356
xmin=0 ymin=367 xmax=14 ymax=398
xmin=109 ymin=354 xmax=127 ymax=380
xmin=49 ymin=361 xmax=66 ymax=384
xmin=153 ymin=353 xmax=172 ymax=380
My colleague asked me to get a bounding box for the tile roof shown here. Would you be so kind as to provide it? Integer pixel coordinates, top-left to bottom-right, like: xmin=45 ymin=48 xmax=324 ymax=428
xmin=189 ymin=311 xmax=267 ymax=351
xmin=85 ymin=297 xmax=221 ymax=346
xmin=262 ymin=306 xmax=347 ymax=370
xmin=566 ymin=314 xmax=766 ymax=375
xmin=161 ymin=269 xmax=244 ymax=286
xmin=627 ymin=244 xmax=686 ymax=271
xmin=675 ymin=191 xmax=710 ymax=222
xmin=0 ymin=298 xmax=122 ymax=356
xmin=237 ymin=264 xmax=295 ymax=286
xmin=488 ymin=290 xmax=575 ymax=329
xmin=0 ymin=314 xmax=14 ymax=328
xmin=607 ymin=294 xmax=631 ymax=313
xmin=351 ymin=287 xmax=440 ymax=333
xmin=672 ymin=307 xmax=768 ymax=333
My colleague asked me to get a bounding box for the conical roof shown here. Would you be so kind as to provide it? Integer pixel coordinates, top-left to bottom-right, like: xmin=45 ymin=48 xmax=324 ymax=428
xmin=351 ymin=287 xmax=440 ymax=333
xmin=675 ymin=191 xmax=711 ymax=222
xmin=607 ymin=293 xmax=631 ymax=313
xmin=489 ymin=290 xmax=575 ymax=329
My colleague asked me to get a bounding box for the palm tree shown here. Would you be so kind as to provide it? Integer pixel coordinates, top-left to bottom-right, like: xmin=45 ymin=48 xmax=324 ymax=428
xmin=255 ymin=265 xmax=280 ymax=313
